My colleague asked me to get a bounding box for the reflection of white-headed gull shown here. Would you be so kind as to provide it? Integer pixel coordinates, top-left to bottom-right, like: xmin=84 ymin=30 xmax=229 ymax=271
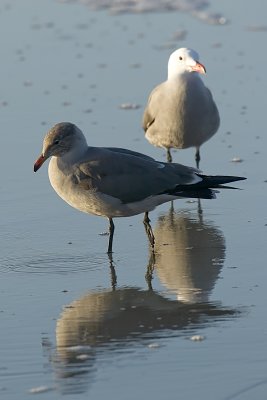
xmin=143 ymin=47 xmax=220 ymax=166
xmin=34 ymin=123 xmax=245 ymax=253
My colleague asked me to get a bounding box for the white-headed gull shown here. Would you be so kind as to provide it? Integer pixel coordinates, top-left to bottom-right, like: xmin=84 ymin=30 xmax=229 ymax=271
xmin=143 ymin=47 xmax=220 ymax=166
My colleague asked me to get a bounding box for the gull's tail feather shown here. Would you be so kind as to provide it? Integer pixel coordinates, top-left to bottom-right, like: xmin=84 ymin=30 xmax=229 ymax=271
xmin=165 ymin=175 xmax=246 ymax=199
xmin=176 ymin=188 xmax=217 ymax=200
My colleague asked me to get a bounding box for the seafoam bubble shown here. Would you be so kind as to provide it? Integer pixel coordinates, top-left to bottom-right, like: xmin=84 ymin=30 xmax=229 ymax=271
xmin=191 ymin=10 xmax=228 ymax=25
xmin=148 ymin=342 xmax=161 ymax=349
xmin=190 ymin=335 xmax=205 ymax=341
xmin=119 ymin=103 xmax=141 ymax=110
xmin=57 ymin=0 xmax=227 ymax=25
xmin=76 ymin=354 xmax=90 ymax=360
xmin=231 ymin=157 xmax=243 ymax=163
xmin=28 ymin=386 xmax=54 ymax=394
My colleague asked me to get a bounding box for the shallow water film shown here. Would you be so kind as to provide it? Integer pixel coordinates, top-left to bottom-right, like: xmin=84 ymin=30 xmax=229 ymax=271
xmin=1 ymin=0 xmax=267 ymax=399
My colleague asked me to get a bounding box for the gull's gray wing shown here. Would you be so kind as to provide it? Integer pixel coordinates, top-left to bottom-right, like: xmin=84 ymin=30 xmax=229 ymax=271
xmin=72 ymin=147 xmax=199 ymax=204
xmin=142 ymin=83 xmax=163 ymax=132
xmin=200 ymin=87 xmax=220 ymax=135
xmin=105 ymin=147 xmax=155 ymax=162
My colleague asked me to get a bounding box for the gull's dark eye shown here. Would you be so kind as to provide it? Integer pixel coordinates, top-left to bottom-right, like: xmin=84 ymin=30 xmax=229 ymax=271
xmin=179 ymin=56 xmax=183 ymax=60
xmin=54 ymin=139 xmax=60 ymax=145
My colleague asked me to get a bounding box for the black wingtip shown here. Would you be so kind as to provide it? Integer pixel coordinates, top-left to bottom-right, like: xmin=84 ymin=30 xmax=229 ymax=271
xmin=196 ymin=175 xmax=247 ymax=188
xmin=215 ymin=185 xmax=243 ymax=190
xmin=230 ymin=176 xmax=247 ymax=182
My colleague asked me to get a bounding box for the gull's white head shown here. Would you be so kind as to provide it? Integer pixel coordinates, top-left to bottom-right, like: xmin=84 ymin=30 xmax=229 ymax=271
xmin=167 ymin=47 xmax=206 ymax=79
xmin=34 ymin=122 xmax=87 ymax=172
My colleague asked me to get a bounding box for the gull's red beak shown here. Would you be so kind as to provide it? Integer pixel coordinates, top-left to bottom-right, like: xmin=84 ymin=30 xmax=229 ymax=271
xmin=191 ymin=61 xmax=206 ymax=74
xmin=34 ymin=154 xmax=46 ymax=172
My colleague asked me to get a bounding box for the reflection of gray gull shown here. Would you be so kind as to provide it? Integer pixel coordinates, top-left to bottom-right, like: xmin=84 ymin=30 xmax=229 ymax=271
xmin=154 ymin=209 xmax=225 ymax=303
xmin=54 ymin=286 xmax=237 ymax=394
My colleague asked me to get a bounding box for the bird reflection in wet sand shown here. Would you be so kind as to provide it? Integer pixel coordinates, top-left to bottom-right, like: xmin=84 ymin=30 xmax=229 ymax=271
xmin=53 ymin=264 xmax=238 ymax=394
xmin=153 ymin=207 xmax=225 ymax=303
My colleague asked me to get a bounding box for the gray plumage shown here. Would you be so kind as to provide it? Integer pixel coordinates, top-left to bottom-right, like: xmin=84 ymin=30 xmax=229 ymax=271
xmin=34 ymin=122 xmax=245 ymax=253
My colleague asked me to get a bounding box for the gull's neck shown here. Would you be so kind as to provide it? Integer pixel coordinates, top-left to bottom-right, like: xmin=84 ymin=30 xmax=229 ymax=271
xmin=61 ymin=139 xmax=88 ymax=165
xmin=167 ymin=69 xmax=200 ymax=84
xmin=168 ymin=66 xmax=188 ymax=80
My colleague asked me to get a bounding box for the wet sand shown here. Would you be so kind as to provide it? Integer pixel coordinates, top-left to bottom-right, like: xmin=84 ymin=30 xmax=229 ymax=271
xmin=0 ymin=0 xmax=266 ymax=399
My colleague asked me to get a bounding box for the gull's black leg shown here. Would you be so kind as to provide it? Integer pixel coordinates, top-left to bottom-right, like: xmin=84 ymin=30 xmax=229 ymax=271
xmin=195 ymin=147 xmax=200 ymax=169
xmin=107 ymin=217 xmax=115 ymax=254
xmin=166 ymin=148 xmax=172 ymax=163
xmin=143 ymin=212 xmax=155 ymax=250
